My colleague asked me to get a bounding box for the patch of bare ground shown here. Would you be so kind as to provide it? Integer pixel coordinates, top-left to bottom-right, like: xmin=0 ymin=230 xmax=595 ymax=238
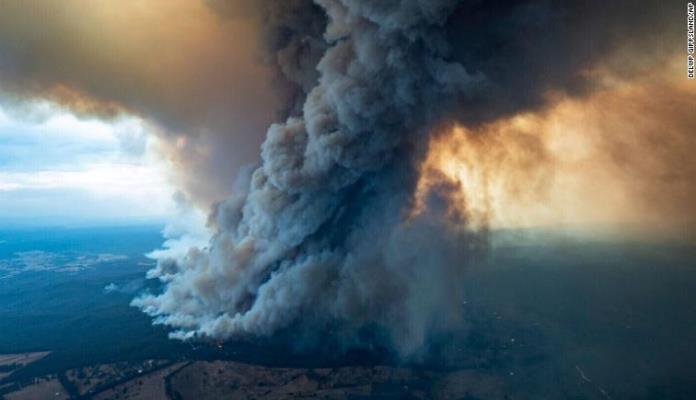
xmin=64 ymin=359 xmax=170 ymax=396
xmin=168 ymin=361 xmax=510 ymax=400
xmin=92 ymin=362 xmax=188 ymax=400
xmin=4 ymin=375 xmax=67 ymax=400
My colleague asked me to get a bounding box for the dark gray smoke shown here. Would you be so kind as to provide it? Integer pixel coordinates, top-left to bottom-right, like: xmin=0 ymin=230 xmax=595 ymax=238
xmin=442 ymin=0 xmax=680 ymax=124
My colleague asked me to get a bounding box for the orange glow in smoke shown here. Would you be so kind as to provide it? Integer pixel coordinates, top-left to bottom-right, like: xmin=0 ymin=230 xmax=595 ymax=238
xmin=415 ymin=64 xmax=696 ymax=232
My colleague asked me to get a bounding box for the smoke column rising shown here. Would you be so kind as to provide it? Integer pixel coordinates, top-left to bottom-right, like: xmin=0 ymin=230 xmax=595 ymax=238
xmin=134 ymin=0 xmax=487 ymax=355
xmin=133 ymin=0 xmax=683 ymax=354
xmin=133 ymin=0 xmax=685 ymax=354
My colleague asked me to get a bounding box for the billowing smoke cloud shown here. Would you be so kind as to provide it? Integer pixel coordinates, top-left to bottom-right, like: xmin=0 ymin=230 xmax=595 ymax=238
xmin=0 ymin=0 xmax=687 ymax=354
xmin=131 ymin=0 xmax=684 ymax=354
xmin=134 ymin=0 xmax=486 ymax=355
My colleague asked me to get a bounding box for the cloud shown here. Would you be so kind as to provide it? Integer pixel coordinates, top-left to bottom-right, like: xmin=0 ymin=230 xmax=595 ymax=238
xmin=0 ymin=104 xmax=176 ymax=220
xmin=0 ymin=105 xmax=123 ymax=171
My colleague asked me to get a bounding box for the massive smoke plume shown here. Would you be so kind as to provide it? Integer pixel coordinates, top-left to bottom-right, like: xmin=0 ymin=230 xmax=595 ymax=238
xmin=134 ymin=0 xmax=486 ymax=354
xmin=132 ymin=0 xmax=683 ymax=354
xmin=0 ymin=0 xmax=688 ymax=354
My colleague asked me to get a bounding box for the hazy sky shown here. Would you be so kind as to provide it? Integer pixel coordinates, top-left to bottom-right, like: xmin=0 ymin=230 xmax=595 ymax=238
xmin=0 ymin=0 xmax=691 ymax=233
xmin=0 ymin=102 xmax=176 ymax=224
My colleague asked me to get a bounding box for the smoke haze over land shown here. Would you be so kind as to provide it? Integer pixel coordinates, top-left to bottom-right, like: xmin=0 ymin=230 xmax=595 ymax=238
xmin=0 ymin=0 xmax=693 ymax=355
